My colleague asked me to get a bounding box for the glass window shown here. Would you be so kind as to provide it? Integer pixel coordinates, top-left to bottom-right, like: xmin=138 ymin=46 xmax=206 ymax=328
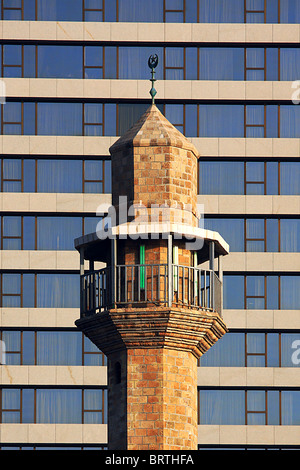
xmin=199 ymin=161 xmax=244 ymax=195
xmin=118 ymin=0 xmax=163 ymax=22
xmin=36 ymin=389 xmax=82 ymax=423
xmin=281 ymin=333 xmax=300 ymax=367
xmin=246 ymin=275 xmax=265 ymax=309
xmin=36 ymin=273 xmax=80 ymax=308
xmin=2 ymin=273 xmax=21 ymax=307
xmin=281 ymin=391 xmax=300 ymax=424
xmin=37 ymin=160 xmax=82 ymax=193
xmin=199 ymin=0 xmax=244 ymax=23
xmin=246 ymin=333 xmax=265 ymax=366
xmin=204 ymin=218 xmax=244 ymax=252
xmin=37 ymin=103 xmax=82 ymax=136
xmin=118 ymin=46 xmax=163 ymax=80
xmin=280 ymin=162 xmax=300 ymax=195
xmin=165 ymin=104 xmax=184 ymax=133
xmin=266 ymin=48 xmax=278 ymax=81
xmin=2 ymin=159 xmax=22 ymax=192
xmin=199 ymin=332 xmax=245 ymax=366
xmin=280 ymin=105 xmax=300 ymax=138
xmin=199 ymin=390 xmax=245 ymax=424
xmin=37 ymin=0 xmax=82 ymax=21
xmin=280 ymin=48 xmax=300 ymax=81
xmin=84 ymin=103 xmax=103 ymax=136
xmin=84 ymin=0 xmax=104 ymax=21
xmin=199 ymin=47 xmax=244 ymax=80
xmin=223 ymin=275 xmax=244 ymax=309
xmin=280 ymin=0 xmax=300 ymax=23
xmin=36 ymin=331 xmax=82 ymax=366
xmin=266 ymin=219 xmax=278 ymax=252
xmin=1 ymin=331 xmax=21 ymax=365
xmin=2 ymin=102 xmax=22 ymax=135
xmin=2 ymin=45 xmax=22 ymax=77
xmin=247 ymin=390 xmax=266 ymax=424
xmin=84 ymin=46 xmax=103 ymax=79
xmin=246 ymin=48 xmax=265 ymax=80
xmin=246 ymin=219 xmax=265 ymax=252
xmin=280 ymin=219 xmax=300 ymax=253
xmin=2 ymin=216 xmax=22 ymax=250
xmin=84 ymin=389 xmax=106 ymax=424
xmin=246 ymin=105 xmax=264 ymax=138
xmin=118 ymin=103 xmax=149 ymax=135
xmin=2 ymin=389 xmax=20 ymax=423
xmin=199 ymin=105 xmax=244 ymax=137
xmin=165 ymin=48 xmax=184 ymax=80
xmin=246 ymin=161 xmax=264 ymax=195
xmin=37 ymin=217 xmax=82 ymax=250
xmin=38 ymin=46 xmax=82 ymax=79
xmin=280 ymin=276 xmax=300 ymax=310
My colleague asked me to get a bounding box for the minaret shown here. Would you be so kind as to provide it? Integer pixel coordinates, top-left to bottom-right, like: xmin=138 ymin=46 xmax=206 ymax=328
xmin=75 ymin=57 xmax=229 ymax=450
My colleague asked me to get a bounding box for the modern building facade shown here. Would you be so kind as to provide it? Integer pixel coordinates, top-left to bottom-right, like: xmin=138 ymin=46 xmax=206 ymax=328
xmin=0 ymin=0 xmax=299 ymax=450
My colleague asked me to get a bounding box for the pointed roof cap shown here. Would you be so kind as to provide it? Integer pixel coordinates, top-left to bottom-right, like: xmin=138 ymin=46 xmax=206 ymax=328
xmin=109 ymin=104 xmax=199 ymax=158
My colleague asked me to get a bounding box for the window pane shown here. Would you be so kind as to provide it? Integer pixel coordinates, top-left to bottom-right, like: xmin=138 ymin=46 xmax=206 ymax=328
xmin=38 ymin=45 xmax=82 ymax=79
xmin=280 ymin=162 xmax=300 ymax=195
xmin=37 ymin=217 xmax=82 ymax=250
xmin=37 ymin=160 xmax=82 ymax=193
xmin=246 ymin=161 xmax=264 ymax=182
xmin=199 ymin=161 xmax=244 ymax=195
xmin=199 ymin=390 xmax=245 ymax=424
xmin=280 ymin=219 xmax=300 ymax=252
xmin=280 ymin=276 xmax=300 ymax=310
xmin=205 ymin=218 xmax=244 ymax=252
xmin=199 ymin=47 xmax=244 ymax=80
xmin=199 ymin=332 xmax=245 ymax=366
xmin=223 ymin=275 xmax=244 ymax=309
xmin=247 ymin=333 xmax=265 ymax=354
xmin=282 ymin=391 xmax=300 ymax=424
xmin=37 ymin=0 xmax=82 ymax=21
xmin=36 ymin=274 xmax=80 ymax=308
xmin=246 ymin=219 xmax=264 ymax=239
xmin=37 ymin=103 xmax=82 ymax=136
xmin=118 ymin=46 xmax=163 ymax=79
xmin=37 ymin=331 xmax=82 ymax=365
xmin=266 ymin=275 xmax=279 ymax=310
xmin=266 ymin=219 xmax=278 ymax=252
xmin=281 ymin=333 xmax=300 ymax=367
xmin=247 ymin=275 xmax=264 ymax=297
xmin=280 ymin=105 xmax=300 ymax=138
xmin=118 ymin=103 xmax=149 ymax=135
xmin=199 ymin=0 xmax=244 ymax=22
xmin=36 ymin=389 xmax=82 ymax=423
xmin=3 ymin=45 xmax=22 ymax=66
xmin=118 ymin=0 xmax=163 ymax=22
xmin=246 ymin=48 xmax=264 ymax=68
xmin=199 ymin=105 xmax=244 ymax=137
xmin=266 ymin=161 xmax=278 ymax=194
xmin=280 ymin=0 xmax=300 ymax=23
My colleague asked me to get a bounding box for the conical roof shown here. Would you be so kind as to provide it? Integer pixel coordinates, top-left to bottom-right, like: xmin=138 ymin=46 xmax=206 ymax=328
xmin=109 ymin=104 xmax=199 ymax=158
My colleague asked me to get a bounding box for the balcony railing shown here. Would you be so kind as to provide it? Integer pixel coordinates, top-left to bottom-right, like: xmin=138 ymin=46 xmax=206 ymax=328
xmin=80 ymin=263 xmax=222 ymax=318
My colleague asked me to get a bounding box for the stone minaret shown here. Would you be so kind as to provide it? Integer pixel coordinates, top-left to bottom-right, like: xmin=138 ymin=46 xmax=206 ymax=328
xmin=75 ymin=102 xmax=229 ymax=450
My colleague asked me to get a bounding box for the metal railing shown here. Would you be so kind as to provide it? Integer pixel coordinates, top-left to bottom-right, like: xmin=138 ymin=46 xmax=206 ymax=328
xmin=80 ymin=263 xmax=222 ymax=318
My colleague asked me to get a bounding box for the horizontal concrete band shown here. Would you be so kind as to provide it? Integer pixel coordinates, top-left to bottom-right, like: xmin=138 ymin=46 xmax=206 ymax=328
xmin=0 ymin=423 xmax=299 ymax=446
xmin=0 ymin=192 xmax=298 ymax=215
xmin=198 ymin=425 xmax=300 ymax=446
xmin=0 ymin=21 xmax=299 ymax=43
xmin=0 ymin=136 xmax=298 ymax=158
xmin=0 ymin=250 xmax=298 ymax=272
xmin=0 ymin=365 xmax=107 ymax=386
xmin=3 ymin=78 xmax=297 ymax=101
xmin=1 ymin=308 xmax=299 ymax=330
xmin=0 ymin=423 xmax=107 ymax=445
xmin=1 ymin=365 xmax=299 ymax=388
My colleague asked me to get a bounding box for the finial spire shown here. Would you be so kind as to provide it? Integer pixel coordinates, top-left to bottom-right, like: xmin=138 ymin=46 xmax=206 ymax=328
xmin=148 ymin=54 xmax=158 ymax=105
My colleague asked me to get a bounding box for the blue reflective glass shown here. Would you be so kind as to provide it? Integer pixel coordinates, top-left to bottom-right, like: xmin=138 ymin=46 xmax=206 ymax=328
xmin=37 ymin=0 xmax=82 ymax=21
xmin=119 ymin=46 xmax=163 ymax=79
xmin=37 ymin=160 xmax=82 ymax=192
xmin=36 ymin=331 xmax=82 ymax=365
xmin=22 ymin=217 xmax=35 ymax=250
xmin=23 ymin=45 xmax=36 ymax=78
xmin=266 ymin=276 xmax=279 ymax=310
xmin=118 ymin=0 xmax=163 ymax=22
xmin=38 ymin=46 xmax=82 ymax=79
xmin=22 ymin=274 xmax=35 ymax=307
xmin=37 ymin=217 xmax=82 ymax=250
xmin=3 ymin=45 xmax=21 ymax=66
xmin=280 ymin=219 xmax=300 ymax=252
xmin=223 ymin=275 xmax=244 ymax=309
xmin=199 ymin=332 xmax=245 ymax=366
xmin=199 ymin=0 xmax=244 ymax=22
xmin=247 ymin=275 xmax=264 ymax=297
xmin=280 ymin=0 xmax=300 ymax=23
xmin=37 ymin=103 xmax=82 ymax=136
xmin=199 ymin=161 xmax=244 ymax=195
xmin=282 ymin=391 xmax=300 ymax=424
xmin=267 ymin=334 xmax=279 ymax=367
xmin=22 ymin=331 xmax=35 ymax=365
xmin=36 ymin=389 xmax=82 ymax=423
xmin=205 ymin=218 xmax=244 ymax=252
xmin=266 ymin=48 xmax=278 ymax=81
xmin=280 ymin=105 xmax=300 ymax=138
xmin=280 ymin=162 xmax=300 ymax=195
xmin=199 ymin=390 xmax=245 ymax=424
xmin=266 ymin=219 xmax=278 ymax=252
xmin=36 ymin=274 xmax=80 ymax=308
xmin=199 ymin=48 xmax=244 ymax=80
xmin=199 ymin=105 xmax=244 ymax=137
xmin=280 ymin=276 xmax=300 ymax=309
xmin=280 ymin=48 xmax=300 ymax=81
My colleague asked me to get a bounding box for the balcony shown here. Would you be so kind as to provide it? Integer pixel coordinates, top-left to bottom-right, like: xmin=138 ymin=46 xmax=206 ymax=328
xmin=80 ymin=263 xmax=222 ymax=318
